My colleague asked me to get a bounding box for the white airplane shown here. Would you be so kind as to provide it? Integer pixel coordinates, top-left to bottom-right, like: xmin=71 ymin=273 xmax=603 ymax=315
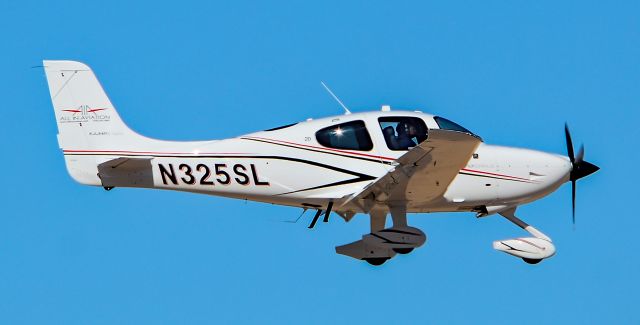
xmin=43 ymin=60 xmax=599 ymax=266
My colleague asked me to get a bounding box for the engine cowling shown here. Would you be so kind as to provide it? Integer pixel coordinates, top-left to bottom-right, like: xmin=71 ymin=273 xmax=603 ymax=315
xmin=493 ymin=237 xmax=556 ymax=261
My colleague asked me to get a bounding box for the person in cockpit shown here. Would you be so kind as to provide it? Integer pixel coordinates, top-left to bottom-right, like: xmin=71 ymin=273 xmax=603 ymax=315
xmin=395 ymin=121 xmax=419 ymax=149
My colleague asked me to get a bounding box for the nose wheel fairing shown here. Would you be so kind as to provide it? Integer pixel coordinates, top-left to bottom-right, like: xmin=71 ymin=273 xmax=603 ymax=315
xmin=493 ymin=207 xmax=556 ymax=264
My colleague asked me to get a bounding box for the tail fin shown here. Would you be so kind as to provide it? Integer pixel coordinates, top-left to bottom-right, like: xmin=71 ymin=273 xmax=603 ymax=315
xmin=43 ymin=60 xmax=146 ymax=149
xmin=43 ymin=60 xmax=147 ymax=185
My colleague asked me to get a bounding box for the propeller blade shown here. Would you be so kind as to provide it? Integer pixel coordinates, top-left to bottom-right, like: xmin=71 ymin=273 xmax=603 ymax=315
xmin=576 ymin=144 xmax=584 ymax=163
xmin=571 ymin=179 xmax=576 ymax=225
xmin=564 ymin=123 xmax=575 ymax=163
xmin=564 ymin=123 xmax=600 ymax=227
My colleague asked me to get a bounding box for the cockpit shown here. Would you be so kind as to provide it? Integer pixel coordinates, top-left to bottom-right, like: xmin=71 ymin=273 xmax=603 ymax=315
xmin=310 ymin=115 xmax=475 ymax=152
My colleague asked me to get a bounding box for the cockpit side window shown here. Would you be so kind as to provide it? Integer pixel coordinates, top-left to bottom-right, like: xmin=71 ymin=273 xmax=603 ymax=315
xmin=378 ymin=117 xmax=428 ymax=151
xmin=434 ymin=116 xmax=473 ymax=134
xmin=315 ymin=120 xmax=373 ymax=151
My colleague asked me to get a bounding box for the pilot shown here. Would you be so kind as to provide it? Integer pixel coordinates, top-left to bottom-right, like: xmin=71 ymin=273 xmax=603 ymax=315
xmin=396 ymin=121 xmax=418 ymax=149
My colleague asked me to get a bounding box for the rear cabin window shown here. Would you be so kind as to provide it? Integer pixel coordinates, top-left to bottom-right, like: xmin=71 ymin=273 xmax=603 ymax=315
xmin=315 ymin=120 xmax=373 ymax=151
xmin=378 ymin=117 xmax=428 ymax=150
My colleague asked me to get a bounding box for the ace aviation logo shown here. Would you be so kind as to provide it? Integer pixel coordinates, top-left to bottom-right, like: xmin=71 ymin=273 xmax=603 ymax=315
xmin=60 ymin=105 xmax=111 ymax=123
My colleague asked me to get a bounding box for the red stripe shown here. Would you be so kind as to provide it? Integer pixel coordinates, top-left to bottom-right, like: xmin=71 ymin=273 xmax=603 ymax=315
xmin=461 ymin=168 xmax=533 ymax=182
xmin=247 ymin=136 xmax=396 ymax=161
xmin=63 ymin=149 xmax=249 ymax=155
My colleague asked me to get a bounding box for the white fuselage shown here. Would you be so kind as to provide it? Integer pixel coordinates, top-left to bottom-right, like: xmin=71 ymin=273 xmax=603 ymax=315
xmin=63 ymin=110 xmax=572 ymax=214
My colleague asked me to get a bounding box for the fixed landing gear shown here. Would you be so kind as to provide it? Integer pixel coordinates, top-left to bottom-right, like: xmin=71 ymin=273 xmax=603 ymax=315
xmin=492 ymin=208 xmax=556 ymax=264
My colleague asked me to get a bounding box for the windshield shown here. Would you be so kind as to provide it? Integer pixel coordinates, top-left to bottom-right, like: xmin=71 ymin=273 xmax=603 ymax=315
xmin=434 ymin=116 xmax=473 ymax=134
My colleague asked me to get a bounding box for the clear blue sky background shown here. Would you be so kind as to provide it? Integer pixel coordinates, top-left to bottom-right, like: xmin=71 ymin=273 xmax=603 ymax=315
xmin=0 ymin=0 xmax=638 ymax=324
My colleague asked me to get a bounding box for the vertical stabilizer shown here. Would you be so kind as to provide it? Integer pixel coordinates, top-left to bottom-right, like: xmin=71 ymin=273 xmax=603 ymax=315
xmin=43 ymin=60 xmax=145 ymax=150
xmin=43 ymin=60 xmax=147 ymax=185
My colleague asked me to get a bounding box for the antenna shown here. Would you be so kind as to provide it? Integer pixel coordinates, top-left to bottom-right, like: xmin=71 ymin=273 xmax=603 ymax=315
xmin=320 ymin=81 xmax=351 ymax=115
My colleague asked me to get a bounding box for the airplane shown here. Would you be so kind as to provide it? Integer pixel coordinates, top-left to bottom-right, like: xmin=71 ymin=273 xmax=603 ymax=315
xmin=43 ymin=60 xmax=599 ymax=266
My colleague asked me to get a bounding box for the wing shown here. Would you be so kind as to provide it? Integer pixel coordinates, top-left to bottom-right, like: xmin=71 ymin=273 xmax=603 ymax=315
xmin=342 ymin=129 xmax=481 ymax=211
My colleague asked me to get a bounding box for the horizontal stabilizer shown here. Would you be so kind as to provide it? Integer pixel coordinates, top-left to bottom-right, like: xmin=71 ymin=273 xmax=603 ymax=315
xmin=97 ymin=158 xmax=154 ymax=188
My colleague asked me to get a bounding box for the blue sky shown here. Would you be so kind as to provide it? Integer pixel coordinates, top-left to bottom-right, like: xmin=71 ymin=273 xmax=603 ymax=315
xmin=1 ymin=0 xmax=638 ymax=323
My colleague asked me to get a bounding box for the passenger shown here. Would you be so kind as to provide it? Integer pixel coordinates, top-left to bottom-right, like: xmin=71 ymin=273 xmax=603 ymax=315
xmin=382 ymin=126 xmax=400 ymax=150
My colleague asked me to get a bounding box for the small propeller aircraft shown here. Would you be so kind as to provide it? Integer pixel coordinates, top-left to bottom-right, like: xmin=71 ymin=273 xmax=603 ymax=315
xmin=43 ymin=60 xmax=599 ymax=266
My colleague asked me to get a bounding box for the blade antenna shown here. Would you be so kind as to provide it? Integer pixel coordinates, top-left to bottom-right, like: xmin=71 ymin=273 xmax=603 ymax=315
xmin=320 ymin=81 xmax=351 ymax=115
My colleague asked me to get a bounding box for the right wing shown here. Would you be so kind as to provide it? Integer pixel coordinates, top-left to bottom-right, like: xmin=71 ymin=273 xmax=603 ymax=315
xmin=342 ymin=129 xmax=482 ymax=211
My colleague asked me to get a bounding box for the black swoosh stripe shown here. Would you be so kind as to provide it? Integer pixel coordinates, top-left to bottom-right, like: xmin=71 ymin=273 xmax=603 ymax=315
xmin=64 ymin=153 xmax=377 ymax=195
xmin=277 ymin=176 xmax=375 ymax=195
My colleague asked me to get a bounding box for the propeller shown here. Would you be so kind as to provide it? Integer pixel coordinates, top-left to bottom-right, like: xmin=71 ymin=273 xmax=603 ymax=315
xmin=564 ymin=123 xmax=600 ymax=225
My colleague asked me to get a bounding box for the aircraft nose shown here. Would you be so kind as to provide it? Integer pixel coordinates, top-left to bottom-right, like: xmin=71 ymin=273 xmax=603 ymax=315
xmin=540 ymin=152 xmax=573 ymax=184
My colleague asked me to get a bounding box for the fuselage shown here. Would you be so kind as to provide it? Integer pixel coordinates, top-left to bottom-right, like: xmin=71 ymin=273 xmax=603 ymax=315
xmin=64 ymin=110 xmax=572 ymax=214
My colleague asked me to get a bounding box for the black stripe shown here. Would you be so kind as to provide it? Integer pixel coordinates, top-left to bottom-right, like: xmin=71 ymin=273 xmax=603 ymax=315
xmin=501 ymin=242 xmax=528 ymax=253
xmin=241 ymin=137 xmax=394 ymax=165
xmin=277 ymin=176 xmax=375 ymax=195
